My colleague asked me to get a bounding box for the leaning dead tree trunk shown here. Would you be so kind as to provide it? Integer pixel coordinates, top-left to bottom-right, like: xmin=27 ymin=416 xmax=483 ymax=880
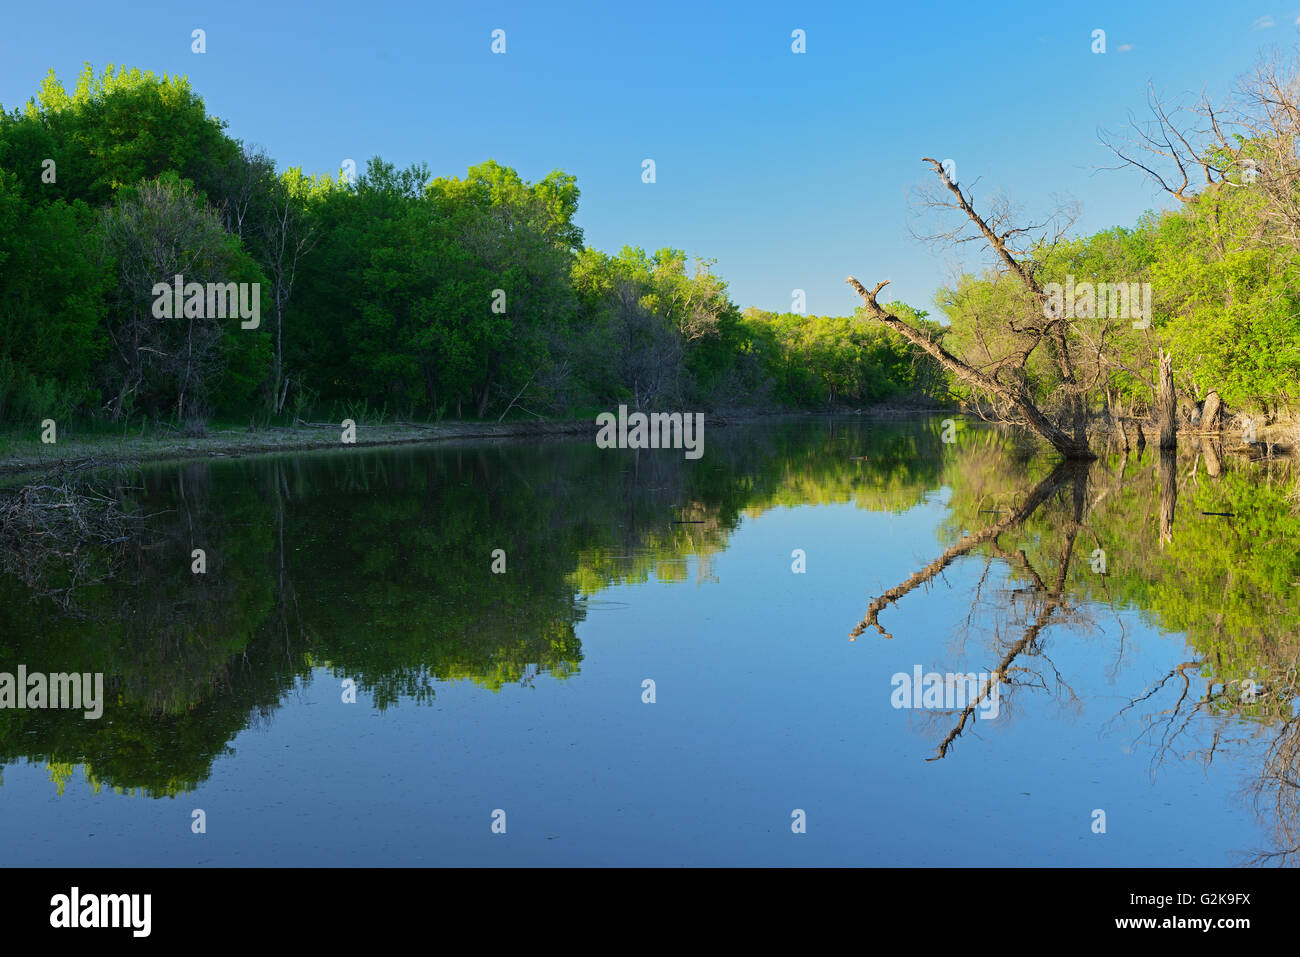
xmin=1157 ymin=350 xmax=1177 ymax=450
xmin=849 ymin=158 xmax=1095 ymax=460
xmin=847 ymin=278 xmax=1089 ymax=458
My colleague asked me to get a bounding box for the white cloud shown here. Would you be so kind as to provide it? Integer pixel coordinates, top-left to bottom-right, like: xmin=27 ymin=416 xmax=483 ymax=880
xmin=1254 ymin=14 xmax=1276 ymax=28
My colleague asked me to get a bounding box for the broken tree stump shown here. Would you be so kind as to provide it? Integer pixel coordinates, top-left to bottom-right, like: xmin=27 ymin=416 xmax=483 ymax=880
xmin=1158 ymin=350 xmax=1176 ymax=450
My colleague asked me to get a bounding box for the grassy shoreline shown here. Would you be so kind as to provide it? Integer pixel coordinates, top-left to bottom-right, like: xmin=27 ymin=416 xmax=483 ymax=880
xmin=0 ymin=408 xmax=862 ymax=480
xmin=0 ymin=419 xmax=604 ymax=480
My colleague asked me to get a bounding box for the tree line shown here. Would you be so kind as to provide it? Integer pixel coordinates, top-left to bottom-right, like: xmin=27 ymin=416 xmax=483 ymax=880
xmin=9 ymin=57 xmax=1298 ymax=444
xmin=0 ymin=64 xmax=946 ymax=429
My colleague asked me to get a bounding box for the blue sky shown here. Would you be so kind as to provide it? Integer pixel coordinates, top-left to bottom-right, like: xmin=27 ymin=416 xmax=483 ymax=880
xmin=2 ymin=0 xmax=1296 ymax=315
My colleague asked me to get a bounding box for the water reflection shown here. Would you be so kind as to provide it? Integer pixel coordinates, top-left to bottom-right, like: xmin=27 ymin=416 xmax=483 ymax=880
xmin=851 ymin=430 xmax=1300 ymax=863
xmin=0 ymin=418 xmax=1297 ymax=863
xmin=0 ymin=421 xmax=936 ymax=795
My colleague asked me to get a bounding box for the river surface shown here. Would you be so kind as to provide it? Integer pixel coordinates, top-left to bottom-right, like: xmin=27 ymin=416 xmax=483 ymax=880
xmin=1 ymin=416 xmax=1297 ymax=865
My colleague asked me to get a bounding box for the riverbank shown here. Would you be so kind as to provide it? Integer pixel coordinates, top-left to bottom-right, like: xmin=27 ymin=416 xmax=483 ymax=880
xmin=0 ymin=409 xmax=862 ymax=481
xmin=0 ymin=419 xmax=600 ymax=480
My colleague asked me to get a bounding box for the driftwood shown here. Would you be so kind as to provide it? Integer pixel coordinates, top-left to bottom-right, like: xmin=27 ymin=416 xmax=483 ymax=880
xmin=0 ymin=470 xmax=135 ymax=612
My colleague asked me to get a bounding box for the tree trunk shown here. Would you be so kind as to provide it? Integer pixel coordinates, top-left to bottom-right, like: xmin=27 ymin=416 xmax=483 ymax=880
xmin=273 ymin=301 xmax=284 ymax=413
xmin=1201 ymin=390 xmax=1221 ymax=431
xmin=476 ymin=355 xmax=501 ymax=418
xmin=1158 ymin=350 xmax=1176 ymax=450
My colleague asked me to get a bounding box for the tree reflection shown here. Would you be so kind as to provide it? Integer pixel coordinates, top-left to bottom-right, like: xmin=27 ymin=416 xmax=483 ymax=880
xmin=0 ymin=418 xmax=947 ymax=796
xmin=3 ymin=414 xmax=1297 ymax=870
xmin=854 ymin=434 xmax=1300 ymax=863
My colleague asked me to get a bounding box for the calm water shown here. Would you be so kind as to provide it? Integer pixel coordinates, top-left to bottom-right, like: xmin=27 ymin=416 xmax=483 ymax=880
xmin=1 ymin=416 xmax=1297 ymax=866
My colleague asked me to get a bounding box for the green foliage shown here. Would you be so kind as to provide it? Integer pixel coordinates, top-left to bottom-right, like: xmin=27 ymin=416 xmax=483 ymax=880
xmin=0 ymin=170 xmax=108 ymax=420
xmin=1148 ymin=187 xmax=1300 ymax=409
xmin=939 ymin=178 xmax=1300 ymax=418
xmin=0 ymin=64 xmax=936 ymax=427
xmin=1 ymin=64 xmax=240 ymax=208
xmin=738 ymin=303 xmax=949 ymax=407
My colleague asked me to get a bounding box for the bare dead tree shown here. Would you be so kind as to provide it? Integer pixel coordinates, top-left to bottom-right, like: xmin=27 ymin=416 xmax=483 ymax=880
xmin=613 ymin=278 xmax=686 ymax=408
xmin=1117 ymin=657 xmax=1300 ymax=866
xmin=1097 ymin=63 xmax=1300 ymax=259
xmin=1232 ymin=56 xmax=1300 ymax=247
xmin=213 ymin=145 xmax=276 ymax=241
xmin=260 ymin=174 xmax=318 ymax=413
xmin=849 ymin=159 xmax=1095 ymax=458
xmin=1096 ymin=60 xmax=1300 ymax=422
xmin=931 ymin=523 xmax=1079 ymax=761
xmin=1098 ymin=83 xmax=1232 ymax=204
xmin=1251 ymin=681 xmax=1300 ymax=866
